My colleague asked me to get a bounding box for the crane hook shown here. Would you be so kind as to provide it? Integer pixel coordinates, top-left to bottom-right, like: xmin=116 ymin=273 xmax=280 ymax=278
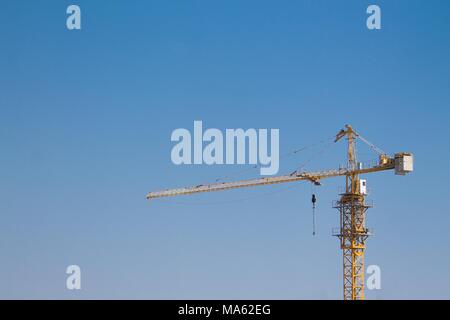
xmin=312 ymin=193 xmax=317 ymax=236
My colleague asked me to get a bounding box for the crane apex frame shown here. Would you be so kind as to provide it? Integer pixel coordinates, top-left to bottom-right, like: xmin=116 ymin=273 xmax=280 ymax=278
xmin=146 ymin=125 xmax=413 ymax=300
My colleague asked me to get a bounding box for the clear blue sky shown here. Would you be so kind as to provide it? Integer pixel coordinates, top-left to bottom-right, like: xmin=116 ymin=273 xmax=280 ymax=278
xmin=1 ymin=0 xmax=449 ymax=299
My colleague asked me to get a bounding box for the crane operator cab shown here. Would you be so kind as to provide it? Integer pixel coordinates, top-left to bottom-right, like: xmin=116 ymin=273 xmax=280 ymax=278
xmin=394 ymin=153 xmax=414 ymax=175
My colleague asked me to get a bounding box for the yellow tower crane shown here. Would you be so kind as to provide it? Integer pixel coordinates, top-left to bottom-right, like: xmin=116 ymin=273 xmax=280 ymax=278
xmin=146 ymin=125 xmax=413 ymax=300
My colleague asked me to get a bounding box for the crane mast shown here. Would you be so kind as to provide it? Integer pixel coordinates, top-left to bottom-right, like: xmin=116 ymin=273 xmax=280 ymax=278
xmin=146 ymin=125 xmax=413 ymax=300
xmin=334 ymin=125 xmax=369 ymax=300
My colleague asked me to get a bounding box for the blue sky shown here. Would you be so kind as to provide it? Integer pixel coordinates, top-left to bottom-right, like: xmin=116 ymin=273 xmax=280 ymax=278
xmin=1 ymin=0 xmax=449 ymax=299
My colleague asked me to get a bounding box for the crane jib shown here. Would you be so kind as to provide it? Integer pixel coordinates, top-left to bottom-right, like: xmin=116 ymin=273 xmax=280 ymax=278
xmin=146 ymin=161 xmax=398 ymax=199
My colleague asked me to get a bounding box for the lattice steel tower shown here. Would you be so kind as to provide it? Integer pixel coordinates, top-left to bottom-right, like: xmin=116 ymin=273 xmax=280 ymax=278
xmin=333 ymin=125 xmax=372 ymax=300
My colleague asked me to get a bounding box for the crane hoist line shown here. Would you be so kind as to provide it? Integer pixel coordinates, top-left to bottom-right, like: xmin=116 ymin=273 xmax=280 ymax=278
xmin=146 ymin=125 xmax=414 ymax=300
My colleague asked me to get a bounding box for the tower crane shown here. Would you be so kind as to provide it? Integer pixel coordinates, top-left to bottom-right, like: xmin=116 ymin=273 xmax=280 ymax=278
xmin=146 ymin=125 xmax=413 ymax=300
